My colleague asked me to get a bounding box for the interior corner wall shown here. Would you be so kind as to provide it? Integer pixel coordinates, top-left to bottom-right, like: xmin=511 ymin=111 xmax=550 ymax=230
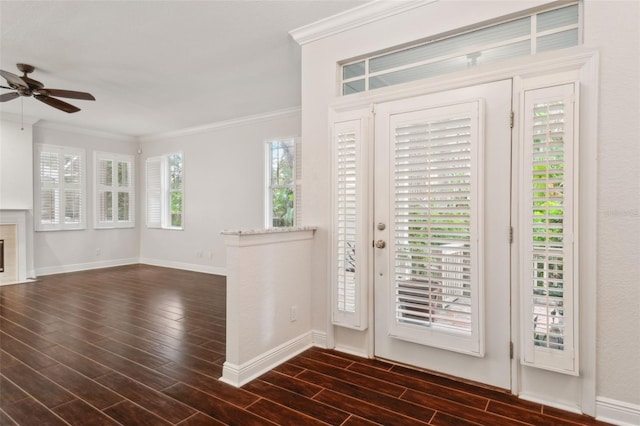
xmin=138 ymin=111 xmax=301 ymax=275
xmin=32 ymin=125 xmax=139 ymax=275
xmin=300 ymin=0 xmax=640 ymax=410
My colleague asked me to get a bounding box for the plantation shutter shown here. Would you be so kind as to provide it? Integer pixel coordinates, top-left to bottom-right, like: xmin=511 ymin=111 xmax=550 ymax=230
xmin=331 ymin=110 xmax=369 ymax=329
xmin=146 ymin=156 xmax=162 ymax=228
xmin=388 ymin=101 xmax=483 ymax=355
xmin=521 ymin=82 xmax=578 ymax=374
xmin=38 ymin=149 xmax=61 ymax=228
xmin=97 ymin=158 xmax=114 ymax=224
xmin=95 ymin=153 xmax=134 ymax=228
xmin=35 ymin=144 xmax=85 ymax=231
xmin=117 ymin=159 xmax=133 ymax=222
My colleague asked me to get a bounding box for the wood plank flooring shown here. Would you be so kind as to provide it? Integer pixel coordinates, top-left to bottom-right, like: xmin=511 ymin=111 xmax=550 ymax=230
xmin=0 ymin=265 xmax=610 ymax=425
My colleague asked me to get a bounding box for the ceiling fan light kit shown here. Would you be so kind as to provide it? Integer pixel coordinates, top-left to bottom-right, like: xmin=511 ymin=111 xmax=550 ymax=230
xmin=0 ymin=63 xmax=95 ymax=113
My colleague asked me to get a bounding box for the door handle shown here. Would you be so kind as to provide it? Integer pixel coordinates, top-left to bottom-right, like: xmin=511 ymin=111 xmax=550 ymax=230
xmin=375 ymin=240 xmax=386 ymax=249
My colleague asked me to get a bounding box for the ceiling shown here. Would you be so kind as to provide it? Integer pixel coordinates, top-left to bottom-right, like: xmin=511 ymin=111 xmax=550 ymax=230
xmin=0 ymin=0 xmax=366 ymax=138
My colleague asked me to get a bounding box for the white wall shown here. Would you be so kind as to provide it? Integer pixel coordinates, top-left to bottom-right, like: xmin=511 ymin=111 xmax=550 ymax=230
xmin=0 ymin=116 xmax=34 ymax=210
xmin=138 ymin=109 xmax=301 ymax=274
xmin=584 ymin=0 xmax=640 ymax=408
xmin=299 ymin=0 xmax=639 ymax=414
xmin=32 ymin=124 xmax=139 ymax=275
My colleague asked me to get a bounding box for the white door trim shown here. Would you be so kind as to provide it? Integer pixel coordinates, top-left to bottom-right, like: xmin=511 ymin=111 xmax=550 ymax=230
xmin=328 ymin=47 xmax=598 ymax=415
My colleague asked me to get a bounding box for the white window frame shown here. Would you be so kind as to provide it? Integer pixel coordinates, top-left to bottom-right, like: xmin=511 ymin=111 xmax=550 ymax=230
xmin=94 ymin=152 xmax=135 ymax=229
xmin=34 ymin=144 xmax=86 ymax=231
xmin=264 ymin=138 xmax=299 ymax=228
xmin=145 ymin=152 xmax=184 ymax=230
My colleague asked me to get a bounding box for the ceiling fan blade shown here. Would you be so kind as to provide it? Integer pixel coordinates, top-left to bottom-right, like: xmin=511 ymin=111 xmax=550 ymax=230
xmin=34 ymin=95 xmax=80 ymax=113
xmin=0 ymin=92 xmax=20 ymax=102
xmin=0 ymin=70 xmax=28 ymax=89
xmin=39 ymin=88 xmax=95 ymax=101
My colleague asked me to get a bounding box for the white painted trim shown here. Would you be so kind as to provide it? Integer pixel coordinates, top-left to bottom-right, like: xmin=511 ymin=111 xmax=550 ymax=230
xmin=0 ymin=112 xmax=40 ymax=125
xmin=220 ymin=331 xmax=313 ymax=387
xmin=519 ymin=393 xmax=582 ymax=415
xmin=140 ymin=107 xmax=301 ymax=142
xmin=596 ymin=397 xmax=640 ymax=426
xmin=311 ymin=330 xmax=328 ymax=348
xmin=34 ymin=120 xmax=136 ymax=142
xmin=334 ymin=344 xmax=369 ymax=359
xmin=139 ymin=257 xmax=226 ymax=276
xmin=289 ymin=0 xmax=432 ymax=46
xmin=0 ymin=279 xmax=37 ymax=287
xmin=35 ymin=258 xmax=140 ymax=276
xmin=222 ymin=228 xmax=315 ymax=248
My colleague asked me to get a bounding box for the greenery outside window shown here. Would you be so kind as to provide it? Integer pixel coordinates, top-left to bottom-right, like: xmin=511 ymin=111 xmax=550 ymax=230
xmin=265 ymin=139 xmax=296 ymax=227
xmin=146 ymin=152 xmax=183 ymax=229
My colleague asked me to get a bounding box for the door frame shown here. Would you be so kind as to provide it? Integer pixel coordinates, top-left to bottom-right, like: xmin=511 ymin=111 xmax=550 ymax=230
xmin=328 ymin=47 xmax=598 ymax=414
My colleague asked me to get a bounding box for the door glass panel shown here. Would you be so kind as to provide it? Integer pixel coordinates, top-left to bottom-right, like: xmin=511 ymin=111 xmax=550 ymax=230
xmin=394 ymin=113 xmax=474 ymax=335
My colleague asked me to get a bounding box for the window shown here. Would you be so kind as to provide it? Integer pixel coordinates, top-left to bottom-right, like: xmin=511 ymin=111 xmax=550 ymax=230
xmin=95 ymin=152 xmax=134 ymax=228
xmin=146 ymin=153 xmax=183 ymax=229
xmin=341 ymin=3 xmax=580 ymax=95
xmin=34 ymin=144 xmax=86 ymax=231
xmin=265 ymin=138 xmax=299 ymax=228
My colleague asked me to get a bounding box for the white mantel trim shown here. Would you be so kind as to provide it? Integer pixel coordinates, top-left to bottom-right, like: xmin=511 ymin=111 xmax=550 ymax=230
xmin=0 ymin=210 xmax=28 ymax=284
xmin=289 ymin=0 xmax=432 ymax=46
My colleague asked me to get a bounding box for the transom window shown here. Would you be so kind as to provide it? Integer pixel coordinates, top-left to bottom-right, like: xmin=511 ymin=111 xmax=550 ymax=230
xmin=341 ymin=3 xmax=580 ymax=95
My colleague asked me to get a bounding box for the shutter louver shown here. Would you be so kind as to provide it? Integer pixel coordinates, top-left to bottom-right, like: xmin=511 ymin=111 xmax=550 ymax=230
xmin=332 ymin=113 xmax=368 ymax=329
xmin=39 ymin=151 xmax=60 ymax=226
xmin=336 ymin=129 xmax=357 ymax=315
xmin=522 ymin=83 xmax=577 ymax=374
xmin=146 ymin=157 xmax=162 ymax=228
xmin=386 ymin=100 xmax=483 ymax=356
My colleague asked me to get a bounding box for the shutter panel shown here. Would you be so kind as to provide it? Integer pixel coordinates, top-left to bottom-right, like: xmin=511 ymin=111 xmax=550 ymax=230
xmin=146 ymin=157 xmax=162 ymax=228
xmin=387 ymin=101 xmax=483 ymax=355
xmin=117 ymin=160 xmax=132 ymax=222
xmin=62 ymin=152 xmax=85 ymax=228
xmin=331 ymin=111 xmax=369 ymax=330
xmin=521 ymin=82 xmax=578 ymax=374
xmin=97 ymin=158 xmax=113 ymax=224
xmin=38 ymin=149 xmax=61 ymax=227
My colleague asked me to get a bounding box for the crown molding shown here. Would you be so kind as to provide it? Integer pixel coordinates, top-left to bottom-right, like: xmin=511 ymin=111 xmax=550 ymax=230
xmin=289 ymin=0 xmax=434 ymax=46
xmin=0 ymin=112 xmax=40 ymax=126
xmin=34 ymin=120 xmax=137 ymax=142
xmin=139 ymin=106 xmax=301 ymax=142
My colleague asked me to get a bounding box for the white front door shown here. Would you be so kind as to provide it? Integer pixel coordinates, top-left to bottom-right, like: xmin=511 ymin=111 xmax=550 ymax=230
xmin=373 ymin=80 xmax=513 ymax=390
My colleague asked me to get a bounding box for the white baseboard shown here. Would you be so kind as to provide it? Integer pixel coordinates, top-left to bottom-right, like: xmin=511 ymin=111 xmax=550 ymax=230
xmin=220 ymin=331 xmax=313 ymax=388
xmin=596 ymin=397 xmax=640 ymax=426
xmin=311 ymin=330 xmax=328 ymax=348
xmin=139 ymin=257 xmax=227 ymax=276
xmin=35 ymin=258 xmax=140 ymax=276
xmin=334 ymin=344 xmax=369 ymax=359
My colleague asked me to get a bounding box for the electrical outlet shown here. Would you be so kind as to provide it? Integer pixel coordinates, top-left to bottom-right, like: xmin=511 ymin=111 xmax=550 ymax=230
xmin=196 ymin=250 xmax=203 ymax=258
xmin=290 ymin=305 xmax=297 ymax=322
xmin=96 ymin=248 xmax=101 ymax=256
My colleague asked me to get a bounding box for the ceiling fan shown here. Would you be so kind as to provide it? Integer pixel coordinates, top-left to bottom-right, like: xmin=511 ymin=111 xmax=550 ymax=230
xmin=0 ymin=63 xmax=95 ymax=113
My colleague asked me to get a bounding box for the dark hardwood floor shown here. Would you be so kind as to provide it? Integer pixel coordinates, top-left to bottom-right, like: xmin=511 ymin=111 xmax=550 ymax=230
xmin=0 ymin=265 xmax=610 ymax=425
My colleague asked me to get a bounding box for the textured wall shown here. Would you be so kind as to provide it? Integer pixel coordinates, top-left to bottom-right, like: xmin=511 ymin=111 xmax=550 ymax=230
xmin=584 ymin=0 xmax=640 ymax=406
